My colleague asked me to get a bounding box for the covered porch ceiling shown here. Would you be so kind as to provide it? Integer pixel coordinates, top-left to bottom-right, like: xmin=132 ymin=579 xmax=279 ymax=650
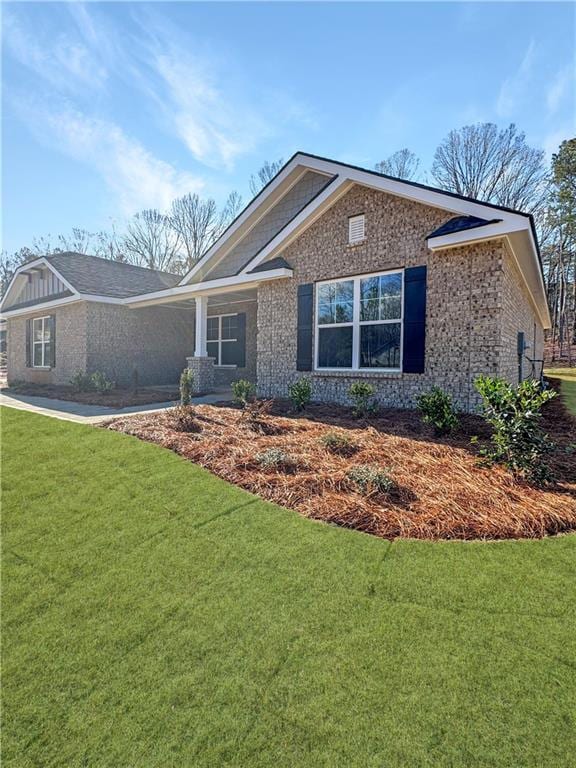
xmin=146 ymin=288 xmax=257 ymax=312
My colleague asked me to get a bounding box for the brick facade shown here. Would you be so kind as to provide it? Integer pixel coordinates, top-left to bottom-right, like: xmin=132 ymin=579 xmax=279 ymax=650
xmin=7 ymin=302 xmax=194 ymax=387
xmin=256 ymin=185 xmax=544 ymax=412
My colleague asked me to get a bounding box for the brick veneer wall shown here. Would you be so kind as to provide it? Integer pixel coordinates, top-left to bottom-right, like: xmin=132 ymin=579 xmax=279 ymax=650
xmin=499 ymin=252 xmax=545 ymax=383
xmin=85 ymin=303 xmax=194 ymax=386
xmin=256 ymin=185 xmax=544 ymax=412
xmin=7 ymin=302 xmax=88 ymax=385
xmin=7 ymin=301 xmax=194 ymax=387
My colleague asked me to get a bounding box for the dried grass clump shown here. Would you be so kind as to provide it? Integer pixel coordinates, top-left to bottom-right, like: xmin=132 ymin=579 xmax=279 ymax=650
xmin=106 ymin=393 xmax=576 ymax=542
xmin=320 ymin=430 xmax=359 ymax=456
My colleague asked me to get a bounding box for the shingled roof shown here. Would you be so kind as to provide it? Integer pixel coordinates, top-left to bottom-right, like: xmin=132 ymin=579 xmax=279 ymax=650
xmin=426 ymin=215 xmax=502 ymax=240
xmin=46 ymin=253 xmax=181 ymax=298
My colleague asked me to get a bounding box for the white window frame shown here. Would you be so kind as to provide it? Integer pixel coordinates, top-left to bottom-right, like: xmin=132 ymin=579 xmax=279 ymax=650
xmin=206 ymin=313 xmax=238 ymax=368
xmin=314 ymin=269 xmax=404 ymax=373
xmin=31 ymin=315 xmax=52 ymax=369
xmin=348 ymin=214 xmax=366 ymax=244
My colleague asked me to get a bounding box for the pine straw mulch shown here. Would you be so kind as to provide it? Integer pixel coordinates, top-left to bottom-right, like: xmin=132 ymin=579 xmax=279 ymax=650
xmin=105 ymin=384 xmax=576 ymax=541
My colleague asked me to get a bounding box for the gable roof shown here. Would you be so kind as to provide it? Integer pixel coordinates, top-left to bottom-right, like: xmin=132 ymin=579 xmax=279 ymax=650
xmin=174 ymin=152 xmax=548 ymax=328
xmin=45 ymin=253 xmax=181 ymax=298
xmin=0 ymin=253 xmax=181 ymax=316
xmin=427 ymin=215 xmax=503 ymax=240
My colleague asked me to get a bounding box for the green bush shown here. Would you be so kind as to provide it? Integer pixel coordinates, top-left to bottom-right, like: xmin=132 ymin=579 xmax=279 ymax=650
xmin=255 ymin=447 xmax=295 ymax=471
xmin=171 ymin=404 xmax=201 ymax=433
xmin=348 ymin=382 xmax=378 ymax=418
xmin=91 ymin=371 xmax=114 ymax=394
xmin=180 ymin=369 xmax=194 ymax=405
xmin=232 ymin=379 xmax=256 ymax=408
xmin=320 ymin=431 xmax=358 ymax=456
xmin=70 ymin=371 xmax=94 ymax=392
xmin=475 ymin=375 xmax=557 ymax=485
xmin=416 ymin=387 xmax=459 ymax=435
xmin=288 ymin=378 xmax=312 ymax=411
xmin=71 ymin=371 xmax=114 ymax=394
xmin=347 ymin=465 xmax=395 ymax=496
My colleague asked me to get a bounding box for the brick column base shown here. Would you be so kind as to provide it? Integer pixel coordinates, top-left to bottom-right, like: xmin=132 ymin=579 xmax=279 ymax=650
xmin=185 ymin=356 xmax=215 ymax=395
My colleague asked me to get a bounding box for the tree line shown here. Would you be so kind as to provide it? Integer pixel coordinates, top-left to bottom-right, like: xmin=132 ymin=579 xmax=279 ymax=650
xmin=2 ymin=125 xmax=574 ymax=362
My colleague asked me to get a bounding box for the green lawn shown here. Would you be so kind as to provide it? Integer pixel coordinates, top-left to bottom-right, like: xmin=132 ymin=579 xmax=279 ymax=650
xmin=2 ymin=407 xmax=575 ymax=768
xmin=546 ymin=367 xmax=576 ymax=416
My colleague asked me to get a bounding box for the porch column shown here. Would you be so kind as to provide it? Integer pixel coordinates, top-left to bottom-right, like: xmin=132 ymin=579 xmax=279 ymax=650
xmin=194 ymin=295 xmax=208 ymax=357
xmin=186 ymin=295 xmax=215 ymax=395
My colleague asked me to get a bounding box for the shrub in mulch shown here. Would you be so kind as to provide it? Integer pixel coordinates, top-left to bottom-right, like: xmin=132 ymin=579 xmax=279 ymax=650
xmin=170 ymin=405 xmax=202 ymax=433
xmin=320 ymin=431 xmax=359 ymax=457
xmin=106 ymin=392 xmax=576 ymax=542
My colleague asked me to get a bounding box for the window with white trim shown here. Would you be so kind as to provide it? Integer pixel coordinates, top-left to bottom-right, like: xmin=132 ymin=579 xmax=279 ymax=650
xmin=32 ymin=316 xmax=52 ymax=368
xmin=348 ymin=214 xmax=365 ymax=244
xmin=206 ymin=313 xmax=238 ymax=366
xmin=315 ymin=270 xmax=403 ymax=371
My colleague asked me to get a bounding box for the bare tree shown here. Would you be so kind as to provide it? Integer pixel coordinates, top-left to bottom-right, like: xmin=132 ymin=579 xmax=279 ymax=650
xmin=57 ymin=228 xmax=95 ymax=254
xmin=249 ymin=158 xmax=284 ymax=197
xmin=431 ymin=123 xmax=547 ymax=213
xmin=122 ymin=209 xmax=181 ymax=272
xmin=169 ymin=190 xmax=243 ymax=273
xmin=375 ymin=149 xmax=421 ymax=180
xmin=94 ymin=222 xmax=126 ymax=262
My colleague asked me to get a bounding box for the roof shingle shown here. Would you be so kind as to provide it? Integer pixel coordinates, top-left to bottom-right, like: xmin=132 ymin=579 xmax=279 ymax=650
xmin=426 ymin=215 xmax=502 ymax=240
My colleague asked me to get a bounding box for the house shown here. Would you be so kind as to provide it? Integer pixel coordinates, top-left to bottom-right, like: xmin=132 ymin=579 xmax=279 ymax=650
xmin=0 ymin=152 xmax=550 ymax=411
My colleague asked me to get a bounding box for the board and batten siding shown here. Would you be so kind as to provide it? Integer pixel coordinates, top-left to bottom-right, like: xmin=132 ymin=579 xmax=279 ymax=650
xmin=6 ymin=268 xmax=68 ymax=308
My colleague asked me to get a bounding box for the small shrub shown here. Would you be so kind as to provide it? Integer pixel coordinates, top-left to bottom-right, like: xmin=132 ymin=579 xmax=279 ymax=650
xmin=288 ymin=378 xmax=312 ymax=411
xmin=241 ymin=398 xmax=275 ymax=433
xmin=180 ymin=368 xmax=194 ymax=405
xmin=70 ymin=371 xmax=95 ymax=392
xmin=91 ymin=371 xmax=114 ymax=394
xmin=171 ymin=404 xmax=201 ymax=433
xmin=475 ymin=375 xmax=557 ymax=485
xmin=255 ymin=447 xmax=295 ymax=471
xmin=349 ymin=382 xmax=378 ymax=418
xmin=232 ymin=379 xmax=256 ymax=408
xmin=320 ymin=431 xmax=358 ymax=456
xmin=416 ymin=387 xmax=459 ymax=436
xmin=347 ymin=464 xmax=396 ymax=496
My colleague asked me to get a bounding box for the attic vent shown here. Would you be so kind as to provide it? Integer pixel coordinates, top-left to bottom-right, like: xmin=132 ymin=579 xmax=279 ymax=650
xmin=348 ymin=214 xmax=365 ymax=244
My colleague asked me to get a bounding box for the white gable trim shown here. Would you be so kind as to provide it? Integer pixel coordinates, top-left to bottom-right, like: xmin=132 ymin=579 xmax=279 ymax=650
xmin=0 ymin=257 xmax=80 ymax=312
xmin=178 ymin=160 xmax=331 ymax=285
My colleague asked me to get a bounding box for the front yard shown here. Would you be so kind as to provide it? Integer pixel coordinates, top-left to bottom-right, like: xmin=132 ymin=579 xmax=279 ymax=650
xmin=2 ymin=406 xmax=576 ymax=767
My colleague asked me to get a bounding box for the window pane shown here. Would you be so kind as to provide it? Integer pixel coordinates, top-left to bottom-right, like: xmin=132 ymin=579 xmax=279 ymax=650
xmin=220 ymin=341 xmax=237 ymax=366
xmin=33 ymin=319 xmax=43 ymax=342
xmin=33 ymin=343 xmax=43 ymax=367
xmin=317 ymin=281 xmax=354 ymax=325
xmin=360 ymin=273 xmax=402 ymax=321
xmin=207 ymin=317 xmax=219 ymax=341
xmin=221 ymin=315 xmax=237 ymax=340
xmin=206 ymin=341 xmax=219 ymax=363
xmin=318 ymin=326 xmax=353 ymax=368
xmin=379 ymin=273 xmax=402 ymax=320
xmin=360 ymin=323 xmax=401 ymax=369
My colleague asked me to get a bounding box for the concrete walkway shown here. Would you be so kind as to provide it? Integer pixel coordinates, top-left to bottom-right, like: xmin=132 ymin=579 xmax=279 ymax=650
xmin=0 ymin=389 xmax=232 ymax=424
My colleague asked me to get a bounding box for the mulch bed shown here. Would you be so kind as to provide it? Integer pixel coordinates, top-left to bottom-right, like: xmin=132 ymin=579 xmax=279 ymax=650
xmin=106 ymin=381 xmax=576 ymax=541
xmin=6 ymin=383 xmax=178 ymax=408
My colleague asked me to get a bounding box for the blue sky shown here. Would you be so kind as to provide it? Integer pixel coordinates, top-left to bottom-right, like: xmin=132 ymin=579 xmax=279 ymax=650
xmin=2 ymin=1 xmax=574 ymax=253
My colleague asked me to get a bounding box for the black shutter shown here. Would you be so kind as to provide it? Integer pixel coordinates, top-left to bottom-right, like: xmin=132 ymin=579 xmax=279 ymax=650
xmin=48 ymin=315 xmax=56 ymax=368
xmin=234 ymin=312 xmax=246 ymax=368
xmin=296 ymin=283 xmax=314 ymax=371
xmin=403 ymin=266 xmax=427 ymax=374
xmin=26 ymin=319 xmax=32 ymax=367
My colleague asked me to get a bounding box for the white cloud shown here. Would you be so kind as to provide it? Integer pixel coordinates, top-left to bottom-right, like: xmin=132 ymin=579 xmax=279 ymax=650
xmin=546 ymin=66 xmax=574 ymax=115
xmin=496 ymin=40 xmax=536 ymax=118
xmin=3 ymin=11 xmax=108 ymax=92
xmin=21 ymin=101 xmax=204 ymax=214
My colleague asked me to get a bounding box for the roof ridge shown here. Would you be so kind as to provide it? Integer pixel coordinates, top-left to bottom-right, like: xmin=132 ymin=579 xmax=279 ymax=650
xmin=45 ymin=252 xmax=181 ymax=279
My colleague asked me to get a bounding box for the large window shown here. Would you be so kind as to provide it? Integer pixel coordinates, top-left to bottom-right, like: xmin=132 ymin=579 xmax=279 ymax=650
xmin=315 ymin=270 xmax=403 ymax=371
xmin=32 ymin=316 xmax=52 ymax=368
xmin=207 ymin=313 xmax=238 ymax=366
